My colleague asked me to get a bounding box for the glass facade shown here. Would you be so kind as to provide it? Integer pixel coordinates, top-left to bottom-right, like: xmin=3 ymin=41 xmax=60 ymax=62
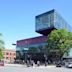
xmin=54 ymin=11 xmax=72 ymax=32
xmin=35 ymin=10 xmax=54 ymax=31
xmin=16 ymin=36 xmax=47 ymax=60
xmin=36 ymin=9 xmax=72 ymax=33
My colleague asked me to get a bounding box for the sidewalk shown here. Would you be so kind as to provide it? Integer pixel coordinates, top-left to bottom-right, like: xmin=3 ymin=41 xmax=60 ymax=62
xmin=34 ymin=65 xmax=56 ymax=68
xmin=4 ymin=64 xmax=56 ymax=68
xmin=4 ymin=64 xmax=25 ymax=67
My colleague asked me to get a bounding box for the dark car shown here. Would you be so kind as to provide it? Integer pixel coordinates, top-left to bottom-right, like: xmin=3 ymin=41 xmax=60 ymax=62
xmin=0 ymin=61 xmax=4 ymax=66
xmin=56 ymin=61 xmax=62 ymax=67
xmin=56 ymin=63 xmax=61 ymax=67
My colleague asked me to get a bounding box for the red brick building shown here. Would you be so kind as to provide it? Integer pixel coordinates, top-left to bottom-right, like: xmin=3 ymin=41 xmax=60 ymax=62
xmin=3 ymin=49 xmax=16 ymax=63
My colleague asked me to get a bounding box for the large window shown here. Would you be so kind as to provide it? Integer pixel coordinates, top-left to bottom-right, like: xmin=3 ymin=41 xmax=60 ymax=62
xmin=54 ymin=11 xmax=71 ymax=31
xmin=36 ymin=12 xmax=54 ymax=31
xmin=6 ymin=52 xmax=9 ymax=55
xmin=6 ymin=57 xmax=9 ymax=59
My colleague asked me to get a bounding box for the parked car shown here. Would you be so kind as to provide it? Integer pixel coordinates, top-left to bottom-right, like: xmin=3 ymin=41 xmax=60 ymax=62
xmin=0 ymin=61 xmax=4 ymax=66
xmin=66 ymin=62 xmax=72 ymax=68
xmin=56 ymin=63 xmax=61 ymax=67
xmin=56 ymin=61 xmax=62 ymax=67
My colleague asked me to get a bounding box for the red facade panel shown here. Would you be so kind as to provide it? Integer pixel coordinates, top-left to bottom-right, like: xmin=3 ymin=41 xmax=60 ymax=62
xmin=17 ymin=36 xmax=47 ymax=46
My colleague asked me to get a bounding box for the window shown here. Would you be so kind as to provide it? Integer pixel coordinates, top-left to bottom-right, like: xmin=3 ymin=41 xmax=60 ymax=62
xmin=10 ymin=53 xmax=11 ymax=55
xmin=6 ymin=57 xmax=9 ymax=59
xmin=13 ymin=53 xmax=15 ymax=56
xmin=6 ymin=52 xmax=9 ymax=55
xmin=14 ymin=57 xmax=16 ymax=60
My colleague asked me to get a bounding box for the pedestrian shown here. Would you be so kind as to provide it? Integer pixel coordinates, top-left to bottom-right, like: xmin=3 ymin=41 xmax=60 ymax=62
xmin=37 ymin=61 xmax=40 ymax=66
xmin=30 ymin=60 xmax=34 ymax=66
xmin=27 ymin=60 xmax=30 ymax=67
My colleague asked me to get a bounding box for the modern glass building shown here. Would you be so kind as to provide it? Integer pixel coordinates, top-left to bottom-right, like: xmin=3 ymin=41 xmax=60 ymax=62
xmin=16 ymin=9 xmax=72 ymax=62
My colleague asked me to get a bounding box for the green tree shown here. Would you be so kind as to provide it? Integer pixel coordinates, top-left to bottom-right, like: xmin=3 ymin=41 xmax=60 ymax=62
xmin=0 ymin=49 xmax=3 ymax=60
xmin=0 ymin=33 xmax=4 ymax=60
xmin=47 ymin=29 xmax=72 ymax=60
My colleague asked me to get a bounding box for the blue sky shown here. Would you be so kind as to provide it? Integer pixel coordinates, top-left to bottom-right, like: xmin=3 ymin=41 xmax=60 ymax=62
xmin=0 ymin=0 xmax=72 ymax=49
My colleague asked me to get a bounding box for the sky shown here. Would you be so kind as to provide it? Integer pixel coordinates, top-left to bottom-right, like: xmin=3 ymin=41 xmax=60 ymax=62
xmin=0 ymin=0 xmax=72 ymax=50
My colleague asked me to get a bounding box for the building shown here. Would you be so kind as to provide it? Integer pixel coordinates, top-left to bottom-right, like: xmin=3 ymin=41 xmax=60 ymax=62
xmin=16 ymin=9 xmax=72 ymax=62
xmin=3 ymin=49 xmax=16 ymax=63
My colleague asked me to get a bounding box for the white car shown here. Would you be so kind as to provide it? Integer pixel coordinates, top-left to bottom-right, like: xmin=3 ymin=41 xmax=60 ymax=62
xmin=66 ymin=62 xmax=72 ymax=68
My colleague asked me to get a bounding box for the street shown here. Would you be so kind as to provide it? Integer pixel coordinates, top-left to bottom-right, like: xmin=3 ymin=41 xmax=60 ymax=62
xmin=0 ymin=66 xmax=72 ymax=72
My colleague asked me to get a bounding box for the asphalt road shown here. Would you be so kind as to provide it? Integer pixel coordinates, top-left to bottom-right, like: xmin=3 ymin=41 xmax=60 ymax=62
xmin=0 ymin=66 xmax=72 ymax=72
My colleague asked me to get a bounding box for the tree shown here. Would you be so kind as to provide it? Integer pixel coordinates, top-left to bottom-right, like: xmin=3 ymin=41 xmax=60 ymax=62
xmin=0 ymin=49 xmax=3 ymax=60
xmin=0 ymin=33 xmax=4 ymax=60
xmin=46 ymin=29 xmax=72 ymax=60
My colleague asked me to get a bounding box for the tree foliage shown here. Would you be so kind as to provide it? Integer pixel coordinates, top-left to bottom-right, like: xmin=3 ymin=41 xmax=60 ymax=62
xmin=47 ymin=29 xmax=72 ymax=59
xmin=0 ymin=49 xmax=3 ymax=60
xmin=0 ymin=33 xmax=4 ymax=60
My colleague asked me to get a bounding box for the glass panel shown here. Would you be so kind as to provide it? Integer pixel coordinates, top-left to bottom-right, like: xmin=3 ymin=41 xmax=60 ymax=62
xmin=36 ymin=12 xmax=54 ymax=31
